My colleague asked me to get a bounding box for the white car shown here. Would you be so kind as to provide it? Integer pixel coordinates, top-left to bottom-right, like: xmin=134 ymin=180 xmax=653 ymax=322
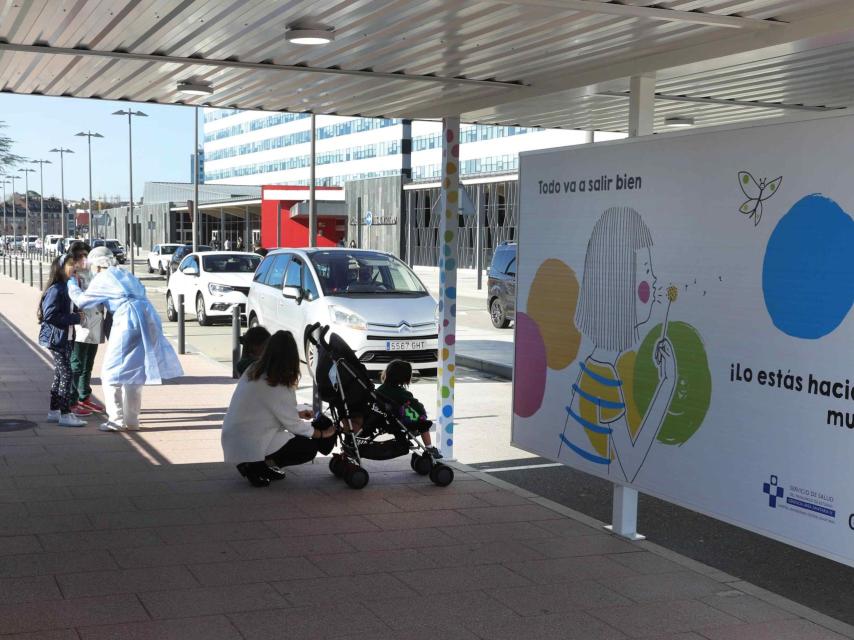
xmin=147 ymin=243 xmax=182 ymax=275
xmin=44 ymin=234 xmax=63 ymax=254
xmin=246 ymin=248 xmax=439 ymax=374
xmin=166 ymin=251 xmax=261 ymax=326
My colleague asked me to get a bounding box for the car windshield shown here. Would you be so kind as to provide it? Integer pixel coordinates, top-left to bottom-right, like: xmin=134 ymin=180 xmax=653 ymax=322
xmin=310 ymin=251 xmax=427 ymax=296
xmin=161 ymin=245 xmax=179 ymax=254
xmin=105 ymin=241 xmax=122 ymax=249
xmin=202 ymin=255 xmax=260 ymax=273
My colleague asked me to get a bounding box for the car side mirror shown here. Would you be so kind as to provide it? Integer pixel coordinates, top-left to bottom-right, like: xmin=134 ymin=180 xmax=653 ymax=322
xmin=183 ymin=267 xmax=199 ymax=276
xmin=283 ymin=285 xmax=303 ymax=302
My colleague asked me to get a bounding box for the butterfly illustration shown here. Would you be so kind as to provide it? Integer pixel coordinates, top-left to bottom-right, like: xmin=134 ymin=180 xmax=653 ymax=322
xmin=738 ymin=171 xmax=782 ymax=226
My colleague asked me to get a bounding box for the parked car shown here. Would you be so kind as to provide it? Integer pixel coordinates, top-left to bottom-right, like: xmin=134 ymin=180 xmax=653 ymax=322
xmin=246 ymin=248 xmax=439 ymax=375
xmin=167 ymin=244 xmax=212 ymax=276
xmin=486 ymin=242 xmax=517 ymax=328
xmin=44 ymin=234 xmax=63 ymax=254
xmin=147 ymin=243 xmax=182 ymax=275
xmin=92 ymin=238 xmax=127 ymax=264
xmin=165 ymin=251 xmax=261 ymax=326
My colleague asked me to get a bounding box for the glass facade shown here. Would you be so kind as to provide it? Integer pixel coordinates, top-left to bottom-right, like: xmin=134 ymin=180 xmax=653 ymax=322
xmin=203 ymin=108 xmax=597 ymax=187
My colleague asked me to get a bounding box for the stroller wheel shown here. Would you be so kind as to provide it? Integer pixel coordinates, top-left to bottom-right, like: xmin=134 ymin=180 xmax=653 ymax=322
xmin=429 ymin=464 xmax=454 ymax=487
xmin=345 ymin=466 xmax=369 ymax=490
xmin=329 ymin=455 xmax=345 ymax=478
xmin=412 ymin=453 xmax=432 ymax=476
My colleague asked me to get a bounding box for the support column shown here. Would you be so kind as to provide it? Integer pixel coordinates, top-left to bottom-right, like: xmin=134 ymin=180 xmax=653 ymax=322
xmin=628 ymin=74 xmax=655 ymax=138
xmin=608 ymin=74 xmax=655 ymax=542
xmin=309 ymin=113 xmax=317 ymax=247
xmin=437 ymin=117 xmax=460 ymax=460
xmin=193 ymin=105 xmax=199 ymax=252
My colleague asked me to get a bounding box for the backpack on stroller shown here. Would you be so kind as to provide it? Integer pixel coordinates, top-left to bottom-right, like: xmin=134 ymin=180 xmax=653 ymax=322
xmin=309 ymin=324 xmax=454 ymax=490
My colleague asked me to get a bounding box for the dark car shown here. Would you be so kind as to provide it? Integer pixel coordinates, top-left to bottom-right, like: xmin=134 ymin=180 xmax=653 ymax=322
xmin=168 ymin=244 xmax=212 ymax=276
xmin=92 ymin=238 xmax=127 ymax=264
xmin=486 ymin=242 xmax=516 ymax=328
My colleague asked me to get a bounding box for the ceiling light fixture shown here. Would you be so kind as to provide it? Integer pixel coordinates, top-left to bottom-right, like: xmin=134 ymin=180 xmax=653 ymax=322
xmin=177 ymin=81 xmax=214 ymax=95
xmin=285 ymin=27 xmax=334 ymax=45
xmin=664 ymin=116 xmax=695 ymax=128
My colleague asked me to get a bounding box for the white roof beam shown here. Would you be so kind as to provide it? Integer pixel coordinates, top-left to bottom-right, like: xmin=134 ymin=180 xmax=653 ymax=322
xmin=596 ymin=91 xmax=844 ymax=112
xmin=406 ymin=0 xmax=854 ymax=119
xmin=484 ymin=0 xmax=784 ymax=29
xmin=0 ymin=41 xmax=525 ymax=90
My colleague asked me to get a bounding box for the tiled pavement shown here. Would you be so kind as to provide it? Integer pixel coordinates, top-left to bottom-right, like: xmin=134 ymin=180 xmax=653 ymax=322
xmin=0 ymin=272 xmax=852 ymax=640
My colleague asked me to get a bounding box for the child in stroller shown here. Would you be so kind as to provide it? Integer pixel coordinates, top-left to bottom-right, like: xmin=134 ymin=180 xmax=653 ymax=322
xmin=310 ymin=324 xmax=454 ymax=490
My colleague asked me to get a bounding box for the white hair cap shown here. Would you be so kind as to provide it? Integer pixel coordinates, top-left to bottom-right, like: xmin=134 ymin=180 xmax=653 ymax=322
xmin=87 ymin=246 xmax=116 ymax=269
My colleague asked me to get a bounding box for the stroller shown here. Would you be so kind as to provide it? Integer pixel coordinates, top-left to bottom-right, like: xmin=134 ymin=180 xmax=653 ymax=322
xmin=309 ymin=324 xmax=454 ymax=490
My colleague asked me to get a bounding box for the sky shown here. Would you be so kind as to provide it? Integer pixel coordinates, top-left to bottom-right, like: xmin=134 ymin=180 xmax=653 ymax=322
xmin=0 ymin=93 xmax=197 ymax=203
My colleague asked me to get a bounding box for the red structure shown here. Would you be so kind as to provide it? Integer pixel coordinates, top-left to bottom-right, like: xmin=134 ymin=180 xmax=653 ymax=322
xmin=260 ymin=185 xmax=346 ymax=250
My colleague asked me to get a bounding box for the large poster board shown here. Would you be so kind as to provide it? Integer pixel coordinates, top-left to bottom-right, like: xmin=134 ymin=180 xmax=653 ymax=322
xmin=513 ymin=115 xmax=854 ymax=566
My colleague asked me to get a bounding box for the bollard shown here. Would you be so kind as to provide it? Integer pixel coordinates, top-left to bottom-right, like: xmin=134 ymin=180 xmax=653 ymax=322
xmin=177 ymin=294 xmax=185 ymax=355
xmin=29 ymin=260 xmax=33 ymax=287
xmin=14 ymin=257 xmax=19 ymax=282
xmin=231 ymin=305 xmax=241 ymax=379
xmin=38 ymin=262 xmax=43 ymax=290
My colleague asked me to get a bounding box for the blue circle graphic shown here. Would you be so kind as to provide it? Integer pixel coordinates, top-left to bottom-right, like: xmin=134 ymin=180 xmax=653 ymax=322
xmin=763 ymin=194 xmax=854 ymax=339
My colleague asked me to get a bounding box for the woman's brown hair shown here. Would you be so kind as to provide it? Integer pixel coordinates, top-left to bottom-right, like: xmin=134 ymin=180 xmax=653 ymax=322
xmin=247 ymin=330 xmax=301 ymax=388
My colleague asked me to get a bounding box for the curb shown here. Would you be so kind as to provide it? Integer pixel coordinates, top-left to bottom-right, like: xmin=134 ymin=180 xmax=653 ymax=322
xmin=457 ymin=353 xmax=513 ymax=380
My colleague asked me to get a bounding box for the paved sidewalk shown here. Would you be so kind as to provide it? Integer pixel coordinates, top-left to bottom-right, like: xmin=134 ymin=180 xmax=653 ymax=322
xmin=0 ymin=273 xmax=852 ymax=639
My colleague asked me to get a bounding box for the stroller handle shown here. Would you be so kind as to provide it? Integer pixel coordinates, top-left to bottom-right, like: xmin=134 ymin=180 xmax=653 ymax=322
xmin=307 ymin=322 xmax=331 ymax=348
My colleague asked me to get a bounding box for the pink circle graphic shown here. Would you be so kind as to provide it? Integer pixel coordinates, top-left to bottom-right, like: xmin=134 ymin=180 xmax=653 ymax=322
xmin=638 ymin=280 xmax=650 ymax=304
xmin=513 ymin=313 xmax=547 ymax=418
xmin=444 ymin=334 xmax=456 ymax=346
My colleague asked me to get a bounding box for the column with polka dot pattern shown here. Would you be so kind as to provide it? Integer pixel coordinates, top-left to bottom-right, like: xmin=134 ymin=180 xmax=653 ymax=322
xmin=437 ymin=116 xmax=460 ymax=459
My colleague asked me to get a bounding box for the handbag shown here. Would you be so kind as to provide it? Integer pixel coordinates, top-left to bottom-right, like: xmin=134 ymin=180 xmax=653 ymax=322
xmin=38 ymin=323 xmax=65 ymax=349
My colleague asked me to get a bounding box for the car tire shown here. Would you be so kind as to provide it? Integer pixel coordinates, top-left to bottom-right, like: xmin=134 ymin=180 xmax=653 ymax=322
xmin=196 ymin=294 xmax=211 ymax=326
xmin=165 ymin=292 xmax=177 ymax=322
xmin=490 ymin=298 xmax=511 ymax=329
xmin=158 ymin=263 xmax=166 ymax=276
xmin=147 ymin=262 xmax=153 ymax=274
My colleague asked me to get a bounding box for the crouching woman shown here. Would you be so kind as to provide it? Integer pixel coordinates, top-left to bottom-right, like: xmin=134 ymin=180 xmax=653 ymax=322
xmin=222 ymin=330 xmax=336 ymax=487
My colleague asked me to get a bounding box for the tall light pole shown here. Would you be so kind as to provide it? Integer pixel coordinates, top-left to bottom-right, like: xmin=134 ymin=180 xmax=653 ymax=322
xmin=49 ymin=147 xmax=74 ymax=237
xmin=75 ymin=131 xmax=103 ymax=241
xmin=18 ymin=167 xmax=35 ymax=255
xmin=1 ymin=178 xmax=8 ymax=244
xmin=31 ymin=159 xmax=52 ymax=254
xmin=113 ymin=109 xmax=147 ymax=274
xmin=7 ymin=174 xmax=18 ymax=241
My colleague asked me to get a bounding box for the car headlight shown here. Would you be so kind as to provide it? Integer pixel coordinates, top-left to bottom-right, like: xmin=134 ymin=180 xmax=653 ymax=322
xmin=329 ymin=304 xmax=367 ymax=331
xmin=208 ymin=282 xmax=234 ymax=296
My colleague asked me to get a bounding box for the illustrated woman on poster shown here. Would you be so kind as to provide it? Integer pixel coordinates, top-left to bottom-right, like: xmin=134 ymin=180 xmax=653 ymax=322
xmin=558 ymin=206 xmax=677 ymax=482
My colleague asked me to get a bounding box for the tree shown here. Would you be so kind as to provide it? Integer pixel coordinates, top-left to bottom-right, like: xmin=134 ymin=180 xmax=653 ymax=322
xmin=0 ymin=122 xmax=23 ymax=174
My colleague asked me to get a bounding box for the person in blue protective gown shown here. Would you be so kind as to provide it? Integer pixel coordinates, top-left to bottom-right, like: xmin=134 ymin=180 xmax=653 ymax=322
xmin=68 ymin=246 xmax=183 ymax=432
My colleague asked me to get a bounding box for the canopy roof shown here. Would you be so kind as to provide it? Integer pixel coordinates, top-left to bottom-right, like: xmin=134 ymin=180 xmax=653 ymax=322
xmin=2 ymin=0 xmax=854 ymax=132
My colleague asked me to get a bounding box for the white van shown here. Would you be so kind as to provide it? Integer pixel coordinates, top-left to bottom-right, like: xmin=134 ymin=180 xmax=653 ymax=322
xmin=45 ymin=234 xmax=63 ymax=254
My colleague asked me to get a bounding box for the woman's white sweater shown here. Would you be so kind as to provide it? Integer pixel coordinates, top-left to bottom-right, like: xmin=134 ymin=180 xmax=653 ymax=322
xmin=221 ymin=374 xmax=314 ymax=463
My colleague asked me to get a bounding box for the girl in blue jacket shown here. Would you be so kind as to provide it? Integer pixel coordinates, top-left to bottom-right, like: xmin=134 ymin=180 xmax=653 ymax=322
xmin=38 ymin=254 xmax=85 ymax=427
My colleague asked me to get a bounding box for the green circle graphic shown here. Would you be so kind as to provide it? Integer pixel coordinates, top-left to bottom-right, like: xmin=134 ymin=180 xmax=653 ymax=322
xmin=634 ymin=321 xmax=712 ymax=445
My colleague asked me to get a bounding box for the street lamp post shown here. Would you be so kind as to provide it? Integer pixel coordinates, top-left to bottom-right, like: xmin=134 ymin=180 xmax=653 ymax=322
xmin=75 ymin=131 xmax=103 ymax=241
xmin=7 ymin=175 xmax=18 ymax=247
xmin=49 ymin=147 xmax=74 ymax=238
xmin=113 ymin=109 xmax=147 ymax=274
xmin=31 ymin=159 xmax=52 ymax=256
xmin=1 ymin=178 xmax=8 ymax=245
xmin=18 ymin=168 xmax=35 ymax=256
